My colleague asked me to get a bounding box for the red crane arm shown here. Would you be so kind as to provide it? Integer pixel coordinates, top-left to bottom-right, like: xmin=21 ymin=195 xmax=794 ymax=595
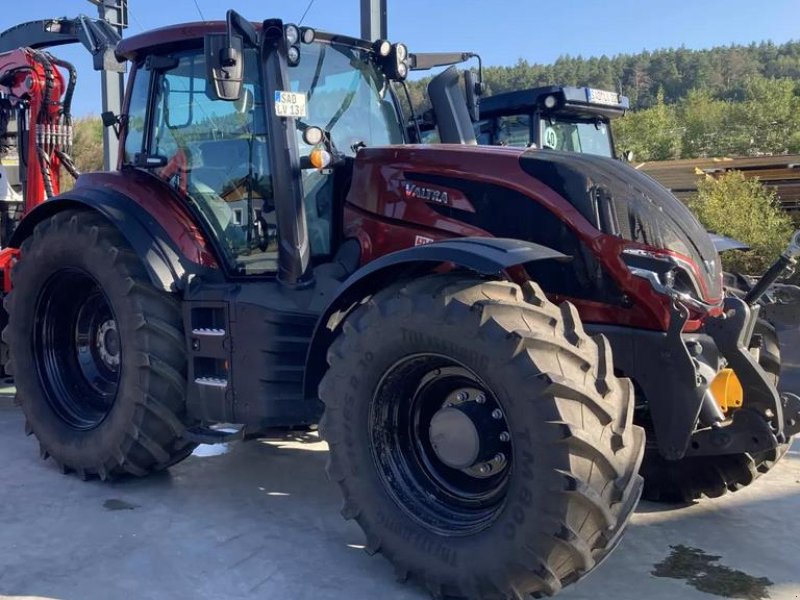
xmin=0 ymin=47 xmax=67 ymax=210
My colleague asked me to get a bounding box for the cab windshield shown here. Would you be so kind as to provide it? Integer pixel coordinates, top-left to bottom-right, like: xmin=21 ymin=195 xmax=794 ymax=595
xmin=291 ymin=41 xmax=405 ymax=155
xmin=540 ymin=116 xmax=613 ymax=158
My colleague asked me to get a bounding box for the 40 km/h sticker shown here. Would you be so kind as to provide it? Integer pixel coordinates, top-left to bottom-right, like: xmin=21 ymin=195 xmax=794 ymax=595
xmin=274 ymin=91 xmax=307 ymax=118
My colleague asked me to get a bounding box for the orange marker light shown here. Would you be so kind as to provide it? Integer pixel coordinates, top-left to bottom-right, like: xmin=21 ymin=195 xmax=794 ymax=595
xmin=309 ymin=148 xmax=332 ymax=170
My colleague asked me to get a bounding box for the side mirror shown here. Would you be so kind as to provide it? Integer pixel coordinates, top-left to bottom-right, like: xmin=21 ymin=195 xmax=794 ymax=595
xmin=204 ymin=33 xmax=244 ymax=101
xmin=464 ymin=70 xmax=481 ymax=123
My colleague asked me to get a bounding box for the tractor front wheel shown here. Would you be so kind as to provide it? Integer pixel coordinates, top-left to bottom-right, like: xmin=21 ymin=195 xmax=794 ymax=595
xmin=3 ymin=209 xmax=196 ymax=479
xmin=319 ymin=275 xmax=644 ymax=599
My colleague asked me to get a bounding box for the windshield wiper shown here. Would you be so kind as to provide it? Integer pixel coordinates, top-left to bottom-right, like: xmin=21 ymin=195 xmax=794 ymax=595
xmin=306 ymin=44 xmax=327 ymax=102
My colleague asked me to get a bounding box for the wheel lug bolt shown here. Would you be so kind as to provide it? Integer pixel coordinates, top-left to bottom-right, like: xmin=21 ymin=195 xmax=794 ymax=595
xmin=494 ymin=453 xmax=505 ymax=463
xmin=475 ymin=393 xmax=486 ymax=404
xmin=479 ymin=463 xmax=492 ymax=474
xmin=456 ymin=391 xmax=469 ymax=402
xmin=491 ymin=408 xmax=503 ymax=420
xmin=499 ymin=431 xmax=510 ymax=442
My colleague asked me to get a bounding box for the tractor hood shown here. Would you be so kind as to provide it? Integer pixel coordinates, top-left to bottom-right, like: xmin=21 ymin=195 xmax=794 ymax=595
xmin=346 ymin=144 xmax=722 ymax=305
xmin=519 ymin=148 xmax=723 ymax=301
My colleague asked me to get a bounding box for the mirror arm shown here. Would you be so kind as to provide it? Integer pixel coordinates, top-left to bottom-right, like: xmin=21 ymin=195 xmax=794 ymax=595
xmin=226 ymin=10 xmax=259 ymax=50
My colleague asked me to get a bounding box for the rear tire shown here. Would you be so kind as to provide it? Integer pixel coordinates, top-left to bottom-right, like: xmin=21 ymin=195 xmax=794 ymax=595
xmin=319 ymin=275 xmax=644 ymax=599
xmin=641 ymin=318 xmax=789 ymax=503
xmin=3 ymin=209 xmax=196 ymax=479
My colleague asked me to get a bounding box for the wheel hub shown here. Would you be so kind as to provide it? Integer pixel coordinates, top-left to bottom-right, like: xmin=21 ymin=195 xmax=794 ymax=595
xmin=96 ymin=319 xmax=120 ymax=368
xmin=428 ymin=387 xmax=510 ymax=477
xmin=429 ymin=407 xmax=480 ymax=469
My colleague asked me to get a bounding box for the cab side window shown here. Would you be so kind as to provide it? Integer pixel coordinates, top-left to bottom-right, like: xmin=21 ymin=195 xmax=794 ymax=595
xmin=148 ymin=49 xmax=277 ymax=275
xmin=123 ymin=66 xmax=151 ymax=164
xmin=497 ymin=115 xmax=531 ymax=147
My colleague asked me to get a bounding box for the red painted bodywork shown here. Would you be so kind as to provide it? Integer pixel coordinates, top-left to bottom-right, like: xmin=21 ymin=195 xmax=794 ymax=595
xmin=75 ymin=170 xmax=218 ymax=268
xmin=1 ymin=23 xmax=712 ymax=337
xmin=344 ymin=144 xmax=718 ymax=332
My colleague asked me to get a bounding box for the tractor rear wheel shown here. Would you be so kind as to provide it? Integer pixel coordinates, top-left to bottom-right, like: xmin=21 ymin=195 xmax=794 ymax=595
xmin=319 ymin=275 xmax=644 ymax=599
xmin=3 ymin=209 xmax=196 ymax=479
xmin=641 ymin=318 xmax=789 ymax=503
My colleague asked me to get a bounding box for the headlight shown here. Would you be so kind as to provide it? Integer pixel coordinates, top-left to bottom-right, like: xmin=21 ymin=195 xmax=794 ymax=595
xmin=395 ymin=43 xmax=408 ymax=61
xmin=284 ymin=24 xmax=300 ymax=46
xmin=301 ymin=27 xmax=316 ymax=44
xmin=287 ymin=46 xmax=301 ymax=66
xmin=622 ymin=247 xmax=713 ymax=311
xmin=373 ymin=39 xmax=392 ymax=57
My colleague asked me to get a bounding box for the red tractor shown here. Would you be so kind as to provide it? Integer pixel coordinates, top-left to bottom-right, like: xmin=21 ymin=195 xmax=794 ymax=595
xmin=1 ymin=11 xmax=798 ymax=599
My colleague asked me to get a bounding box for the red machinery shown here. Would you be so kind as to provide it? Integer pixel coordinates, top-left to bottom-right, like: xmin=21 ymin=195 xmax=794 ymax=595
xmin=0 ymin=47 xmax=72 ymax=207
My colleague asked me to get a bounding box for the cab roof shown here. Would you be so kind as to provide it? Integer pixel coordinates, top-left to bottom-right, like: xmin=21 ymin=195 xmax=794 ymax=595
xmin=480 ymin=86 xmax=630 ymax=120
xmin=116 ymin=20 xmax=371 ymax=61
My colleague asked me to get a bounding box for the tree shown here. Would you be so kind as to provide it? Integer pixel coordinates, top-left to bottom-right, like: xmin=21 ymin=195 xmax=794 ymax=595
xmin=614 ymin=88 xmax=681 ymax=160
xmin=689 ymin=171 xmax=794 ymax=275
xmin=71 ymin=117 xmax=104 ymax=173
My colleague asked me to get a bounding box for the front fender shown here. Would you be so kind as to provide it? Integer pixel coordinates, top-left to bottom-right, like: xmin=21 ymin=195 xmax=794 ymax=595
xmin=303 ymin=237 xmax=569 ymax=399
xmin=9 ymin=188 xmax=219 ymax=292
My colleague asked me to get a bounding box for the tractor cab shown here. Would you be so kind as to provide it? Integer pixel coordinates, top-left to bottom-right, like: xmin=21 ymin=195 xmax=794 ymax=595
xmin=117 ymin=18 xmax=408 ymax=280
xmin=474 ymin=86 xmax=629 ymax=157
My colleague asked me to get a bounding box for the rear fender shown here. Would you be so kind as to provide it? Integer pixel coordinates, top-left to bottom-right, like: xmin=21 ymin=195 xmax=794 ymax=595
xmin=8 ymin=188 xmax=220 ymax=293
xmin=303 ymin=237 xmax=569 ymax=399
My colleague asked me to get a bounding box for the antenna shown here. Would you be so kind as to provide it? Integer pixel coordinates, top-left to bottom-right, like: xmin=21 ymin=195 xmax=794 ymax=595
xmin=191 ymin=0 xmax=207 ymax=21
xmin=299 ymin=0 xmax=317 ymax=25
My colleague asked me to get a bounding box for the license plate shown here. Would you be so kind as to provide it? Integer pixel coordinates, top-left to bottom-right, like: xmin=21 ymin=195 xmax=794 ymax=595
xmin=274 ymin=91 xmax=307 ymax=118
xmin=587 ymin=88 xmax=620 ymax=106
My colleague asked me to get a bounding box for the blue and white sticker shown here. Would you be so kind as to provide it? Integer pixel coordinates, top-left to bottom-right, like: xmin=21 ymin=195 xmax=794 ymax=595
xmin=274 ymin=91 xmax=307 ymax=118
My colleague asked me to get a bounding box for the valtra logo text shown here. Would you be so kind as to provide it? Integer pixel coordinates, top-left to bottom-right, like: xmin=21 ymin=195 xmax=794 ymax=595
xmin=402 ymin=181 xmax=450 ymax=205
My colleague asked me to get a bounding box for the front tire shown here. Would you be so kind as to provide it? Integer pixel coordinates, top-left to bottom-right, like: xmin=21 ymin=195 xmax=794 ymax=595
xmin=319 ymin=275 xmax=644 ymax=599
xmin=3 ymin=209 xmax=196 ymax=479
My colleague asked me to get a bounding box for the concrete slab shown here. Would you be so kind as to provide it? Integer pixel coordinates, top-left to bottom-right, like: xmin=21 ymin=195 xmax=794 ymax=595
xmin=1 ymin=398 xmax=798 ymax=600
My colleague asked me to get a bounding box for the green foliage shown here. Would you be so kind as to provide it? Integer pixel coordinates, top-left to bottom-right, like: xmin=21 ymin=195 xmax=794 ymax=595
xmin=689 ymin=171 xmax=794 ymax=275
xmin=617 ymin=75 xmax=800 ymax=159
xmin=614 ymin=88 xmax=682 ymax=160
xmin=474 ymin=40 xmax=800 ymax=110
xmin=71 ymin=117 xmax=104 ymax=173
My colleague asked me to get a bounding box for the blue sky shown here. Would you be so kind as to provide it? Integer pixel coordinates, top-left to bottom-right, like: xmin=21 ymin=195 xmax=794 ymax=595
xmin=1 ymin=0 xmax=797 ymax=116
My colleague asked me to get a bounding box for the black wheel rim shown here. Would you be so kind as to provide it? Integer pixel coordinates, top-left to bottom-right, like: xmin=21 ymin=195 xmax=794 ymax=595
xmin=369 ymin=354 xmax=514 ymax=536
xmin=33 ymin=268 xmax=121 ymax=430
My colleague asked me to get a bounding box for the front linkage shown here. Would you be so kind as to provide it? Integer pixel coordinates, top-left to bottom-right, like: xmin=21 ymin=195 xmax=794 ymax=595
xmin=592 ymin=230 xmax=800 ymax=462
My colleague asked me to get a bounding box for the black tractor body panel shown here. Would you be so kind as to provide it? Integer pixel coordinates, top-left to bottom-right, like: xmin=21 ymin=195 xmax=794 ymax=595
xmin=183 ymin=279 xmax=324 ymax=429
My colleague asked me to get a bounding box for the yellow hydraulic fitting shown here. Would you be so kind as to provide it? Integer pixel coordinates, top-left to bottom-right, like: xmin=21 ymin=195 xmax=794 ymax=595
xmin=710 ymin=368 xmax=744 ymax=413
